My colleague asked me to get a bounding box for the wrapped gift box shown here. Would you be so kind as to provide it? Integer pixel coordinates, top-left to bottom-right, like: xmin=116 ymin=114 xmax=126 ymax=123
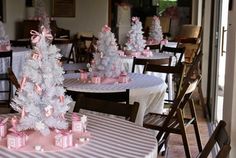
xmin=91 ymin=76 xmax=101 ymax=84
xmin=118 ymin=75 xmax=129 ymax=83
xmin=80 ymin=72 xmax=88 ymax=81
xmin=72 ymin=114 xmax=83 ymax=132
xmin=55 ymin=130 xmax=73 ymax=148
xmin=0 ymin=118 xmax=8 ymax=138
xmin=7 ymin=132 xmax=27 ymax=149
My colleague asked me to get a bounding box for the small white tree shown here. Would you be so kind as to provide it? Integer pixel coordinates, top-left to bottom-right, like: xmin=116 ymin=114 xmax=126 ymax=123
xmin=149 ymin=16 xmax=163 ymax=44
xmin=11 ymin=26 xmax=72 ymax=136
xmin=0 ymin=21 xmax=9 ymax=42
xmin=92 ymin=25 xmax=123 ymax=78
xmin=125 ymin=17 xmax=146 ymax=52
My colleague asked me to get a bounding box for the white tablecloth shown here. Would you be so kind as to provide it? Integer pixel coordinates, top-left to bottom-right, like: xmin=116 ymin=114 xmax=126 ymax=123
xmin=0 ymin=112 xmax=157 ymax=158
xmin=121 ymin=53 xmax=172 ymax=74
xmin=64 ymin=73 xmax=167 ymax=126
xmin=0 ymin=47 xmax=30 ymax=100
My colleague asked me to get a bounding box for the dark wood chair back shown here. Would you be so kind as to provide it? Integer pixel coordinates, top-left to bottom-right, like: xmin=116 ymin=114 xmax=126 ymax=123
xmin=0 ymin=50 xmax=13 ymax=105
xmin=7 ymin=68 xmax=20 ymax=90
xmin=144 ymin=63 xmax=186 ymax=99
xmin=197 ymin=120 xmax=231 ymax=158
xmin=75 ymin=94 xmax=139 ymax=122
xmin=67 ymin=89 xmax=130 ymax=105
xmin=10 ymin=40 xmax=31 ymax=48
xmin=131 ymin=57 xmax=170 ymax=73
xmin=160 ymin=46 xmax=185 ymax=66
xmin=62 ymin=63 xmax=88 ymax=73
xmin=52 ymin=38 xmax=77 ymax=63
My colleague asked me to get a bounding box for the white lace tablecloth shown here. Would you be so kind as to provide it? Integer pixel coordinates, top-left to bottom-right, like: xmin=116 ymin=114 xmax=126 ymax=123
xmin=0 ymin=112 xmax=157 ymax=158
xmin=64 ymin=73 xmax=167 ymax=125
xmin=0 ymin=47 xmax=30 ymax=100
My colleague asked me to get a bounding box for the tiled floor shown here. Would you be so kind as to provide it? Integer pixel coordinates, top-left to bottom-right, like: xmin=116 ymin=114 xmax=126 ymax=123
xmin=158 ymin=101 xmax=211 ymax=158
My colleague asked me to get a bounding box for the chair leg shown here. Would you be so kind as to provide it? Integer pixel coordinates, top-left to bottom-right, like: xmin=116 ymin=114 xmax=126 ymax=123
xmin=177 ymin=109 xmax=191 ymax=158
xmin=197 ymin=83 xmax=206 ymax=118
xmin=189 ymin=99 xmax=202 ymax=152
xmin=158 ymin=132 xmax=170 ymax=154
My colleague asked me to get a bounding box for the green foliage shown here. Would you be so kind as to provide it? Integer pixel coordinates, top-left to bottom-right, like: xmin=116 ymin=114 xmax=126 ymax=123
xmin=159 ymin=0 xmax=177 ymax=14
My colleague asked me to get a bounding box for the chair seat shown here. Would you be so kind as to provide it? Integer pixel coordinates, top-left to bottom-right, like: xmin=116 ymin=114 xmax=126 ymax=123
xmin=144 ymin=113 xmax=195 ymax=133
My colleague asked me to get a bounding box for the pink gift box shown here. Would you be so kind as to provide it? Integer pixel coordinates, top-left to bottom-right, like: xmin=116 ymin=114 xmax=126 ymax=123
xmin=55 ymin=130 xmax=73 ymax=148
xmin=7 ymin=132 xmax=27 ymax=149
xmin=142 ymin=49 xmax=153 ymax=57
xmin=0 ymin=117 xmax=9 ymax=138
xmin=0 ymin=124 xmax=7 ymax=137
xmin=80 ymin=72 xmax=88 ymax=81
xmin=0 ymin=44 xmax=11 ymax=52
xmin=72 ymin=120 xmax=83 ymax=132
xmin=118 ymin=75 xmax=129 ymax=83
xmin=91 ymin=76 xmax=101 ymax=84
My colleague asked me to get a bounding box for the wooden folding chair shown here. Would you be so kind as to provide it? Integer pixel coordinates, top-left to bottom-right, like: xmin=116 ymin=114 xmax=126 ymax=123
xmin=0 ymin=50 xmax=13 ymax=106
xmin=143 ymin=75 xmax=202 ymax=158
xmin=197 ymin=120 xmax=231 ymax=158
xmin=131 ymin=57 xmax=170 ymax=73
xmin=67 ymin=89 xmax=130 ymax=105
xmin=62 ymin=62 xmax=88 ymax=73
xmin=160 ymin=46 xmax=185 ymax=66
xmin=75 ymin=93 xmax=139 ymax=123
xmin=144 ymin=62 xmax=186 ymax=103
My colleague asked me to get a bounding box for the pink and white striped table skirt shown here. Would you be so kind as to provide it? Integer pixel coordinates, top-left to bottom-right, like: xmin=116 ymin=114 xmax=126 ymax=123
xmin=0 ymin=112 xmax=158 ymax=158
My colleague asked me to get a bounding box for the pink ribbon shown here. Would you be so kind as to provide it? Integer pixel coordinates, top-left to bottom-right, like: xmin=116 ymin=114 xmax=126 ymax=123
xmin=30 ymin=26 xmax=53 ymax=44
xmin=41 ymin=27 xmax=53 ymax=41
xmin=0 ymin=117 xmax=8 ymax=126
xmin=55 ymin=129 xmax=72 ymax=136
xmin=30 ymin=30 xmax=41 ymax=44
xmin=102 ymin=25 xmax=111 ymax=32
xmin=71 ymin=113 xmax=80 ymax=121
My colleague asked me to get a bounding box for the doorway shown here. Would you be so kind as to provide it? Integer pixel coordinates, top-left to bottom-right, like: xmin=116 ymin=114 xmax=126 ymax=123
xmin=207 ymin=0 xmax=229 ymax=122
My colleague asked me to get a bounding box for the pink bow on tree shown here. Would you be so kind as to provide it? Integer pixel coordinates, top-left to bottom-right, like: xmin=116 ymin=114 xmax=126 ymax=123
xmin=30 ymin=26 xmax=53 ymax=44
xmin=102 ymin=25 xmax=111 ymax=32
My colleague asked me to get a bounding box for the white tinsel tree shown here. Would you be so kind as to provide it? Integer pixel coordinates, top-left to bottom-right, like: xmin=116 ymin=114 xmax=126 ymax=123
xmin=92 ymin=25 xmax=123 ymax=78
xmin=11 ymin=26 xmax=72 ymax=136
xmin=149 ymin=16 xmax=163 ymax=44
xmin=125 ymin=17 xmax=146 ymax=52
xmin=0 ymin=21 xmax=9 ymax=42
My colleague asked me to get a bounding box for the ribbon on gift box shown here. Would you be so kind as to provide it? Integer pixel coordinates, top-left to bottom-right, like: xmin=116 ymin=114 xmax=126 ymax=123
xmin=71 ymin=113 xmax=80 ymax=121
xmin=0 ymin=117 xmax=9 ymax=125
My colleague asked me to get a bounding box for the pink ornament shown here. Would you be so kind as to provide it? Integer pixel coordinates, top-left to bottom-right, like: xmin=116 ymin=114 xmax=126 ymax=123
xmin=44 ymin=105 xmax=53 ymax=117
xmin=20 ymin=77 xmax=27 ymax=91
xmin=55 ymin=130 xmax=73 ymax=148
xmin=20 ymin=107 xmax=26 ymax=120
xmin=59 ymin=96 xmax=64 ymax=103
xmin=35 ymin=84 xmax=42 ymax=95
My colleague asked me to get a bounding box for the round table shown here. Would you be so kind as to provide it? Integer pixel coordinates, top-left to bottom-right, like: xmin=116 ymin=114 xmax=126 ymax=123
xmin=0 ymin=112 xmax=158 ymax=158
xmin=64 ymin=73 xmax=167 ymax=126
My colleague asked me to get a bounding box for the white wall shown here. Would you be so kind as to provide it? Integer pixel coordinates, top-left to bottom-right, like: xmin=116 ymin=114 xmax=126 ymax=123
xmin=3 ymin=0 xmax=108 ymax=39
xmin=50 ymin=0 xmax=108 ymax=37
xmin=4 ymin=0 xmax=25 ymax=39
